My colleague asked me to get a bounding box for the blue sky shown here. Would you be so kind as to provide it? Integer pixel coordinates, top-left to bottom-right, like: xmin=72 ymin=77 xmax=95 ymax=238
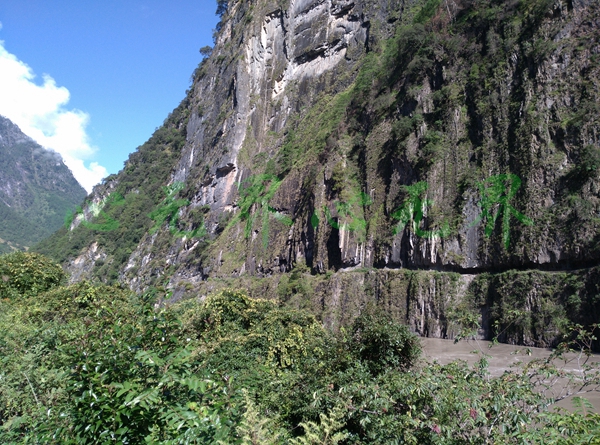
xmin=0 ymin=1 xmax=219 ymax=191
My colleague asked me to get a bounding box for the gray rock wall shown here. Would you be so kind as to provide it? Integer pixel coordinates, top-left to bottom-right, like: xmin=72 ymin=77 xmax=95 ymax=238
xmin=48 ymin=0 xmax=600 ymax=346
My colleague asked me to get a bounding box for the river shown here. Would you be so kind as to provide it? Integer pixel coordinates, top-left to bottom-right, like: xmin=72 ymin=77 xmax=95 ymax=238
xmin=420 ymin=337 xmax=600 ymax=412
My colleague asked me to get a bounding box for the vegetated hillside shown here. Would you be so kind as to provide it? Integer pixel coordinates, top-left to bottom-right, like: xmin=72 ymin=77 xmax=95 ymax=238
xmin=1 ymin=252 xmax=599 ymax=443
xmin=0 ymin=115 xmax=86 ymax=253
xmin=35 ymin=0 xmax=600 ymax=346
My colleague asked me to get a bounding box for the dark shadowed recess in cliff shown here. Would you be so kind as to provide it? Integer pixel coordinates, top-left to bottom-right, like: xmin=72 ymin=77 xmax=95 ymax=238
xmin=327 ymin=226 xmax=342 ymax=271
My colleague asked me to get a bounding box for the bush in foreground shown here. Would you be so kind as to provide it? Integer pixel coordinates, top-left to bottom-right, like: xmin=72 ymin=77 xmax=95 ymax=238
xmin=0 ymin=262 xmax=599 ymax=443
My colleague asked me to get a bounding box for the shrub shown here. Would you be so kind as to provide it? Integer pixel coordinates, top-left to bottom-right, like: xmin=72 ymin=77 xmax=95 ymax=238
xmin=0 ymin=252 xmax=65 ymax=299
xmin=350 ymin=304 xmax=421 ymax=375
xmin=578 ymin=144 xmax=600 ymax=179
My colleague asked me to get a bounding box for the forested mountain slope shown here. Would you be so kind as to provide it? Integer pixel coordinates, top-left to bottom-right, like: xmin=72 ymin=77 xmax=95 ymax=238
xmin=35 ymin=0 xmax=600 ymax=346
xmin=0 ymin=115 xmax=86 ymax=253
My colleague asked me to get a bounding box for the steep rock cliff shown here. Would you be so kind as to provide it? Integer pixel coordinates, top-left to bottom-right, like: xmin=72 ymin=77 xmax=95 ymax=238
xmin=35 ymin=0 xmax=600 ymax=346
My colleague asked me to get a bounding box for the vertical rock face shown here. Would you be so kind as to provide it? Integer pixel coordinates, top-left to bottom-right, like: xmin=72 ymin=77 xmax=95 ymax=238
xmin=171 ymin=0 xmax=599 ymax=278
xmin=176 ymin=0 xmax=370 ymax=210
xmin=146 ymin=0 xmax=375 ymax=284
xmin=36 ymin=0 xmax=600 ymax=345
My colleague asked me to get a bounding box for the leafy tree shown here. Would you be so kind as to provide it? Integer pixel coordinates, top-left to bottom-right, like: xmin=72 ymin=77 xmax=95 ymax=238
xmin=200 ymin=46 xmax=213 ymax=58
xmin=350 ymin=304 xmax=422 ymax=376
xmin=1 ymin=271 xmax=599 ymax=443
xmin=215 ymin=0 xmax=228 ymax=18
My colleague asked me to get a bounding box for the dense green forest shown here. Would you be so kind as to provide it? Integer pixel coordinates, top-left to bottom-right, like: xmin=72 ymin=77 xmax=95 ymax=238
xmin=1 ymin=252 xmax=599 ymax=443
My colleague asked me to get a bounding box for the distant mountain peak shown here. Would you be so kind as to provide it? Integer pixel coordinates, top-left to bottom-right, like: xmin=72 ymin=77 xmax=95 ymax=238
xmin=0 ymin=115 xmax=86 ymax=253
xmin=0 ymin=115 xmax=35 ymax=148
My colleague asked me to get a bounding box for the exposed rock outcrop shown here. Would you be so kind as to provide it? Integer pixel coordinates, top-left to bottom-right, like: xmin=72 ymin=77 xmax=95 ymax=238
xmin=35 ymin=0 xmax=600 ymax=347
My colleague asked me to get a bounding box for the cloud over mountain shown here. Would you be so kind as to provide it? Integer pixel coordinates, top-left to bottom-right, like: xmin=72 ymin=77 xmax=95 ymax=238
xmin=0 ymin=41 xmax=106 ymax=192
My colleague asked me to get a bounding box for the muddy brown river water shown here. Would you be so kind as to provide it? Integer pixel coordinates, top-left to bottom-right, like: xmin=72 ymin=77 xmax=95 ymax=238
xmin=420 ymin=337 xmax=600 ymax=412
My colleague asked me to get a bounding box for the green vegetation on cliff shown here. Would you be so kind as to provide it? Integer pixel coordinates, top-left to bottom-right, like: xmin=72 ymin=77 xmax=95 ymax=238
xmin=30 ymin=0 xmax=600 ymax=297
xmin=267 ymin=0 xmax=600 ymax=270
xmin=34 ymin=98 xmax=192 ymax=283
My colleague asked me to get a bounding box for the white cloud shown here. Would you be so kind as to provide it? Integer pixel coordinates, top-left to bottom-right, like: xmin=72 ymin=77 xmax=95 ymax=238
xmin=0 ymin=41 xmax=106 ymax=192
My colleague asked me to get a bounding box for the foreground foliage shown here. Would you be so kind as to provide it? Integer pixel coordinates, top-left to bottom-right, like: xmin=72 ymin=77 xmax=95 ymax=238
xmin=0 ymin=253 xmax=599 ymax=443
